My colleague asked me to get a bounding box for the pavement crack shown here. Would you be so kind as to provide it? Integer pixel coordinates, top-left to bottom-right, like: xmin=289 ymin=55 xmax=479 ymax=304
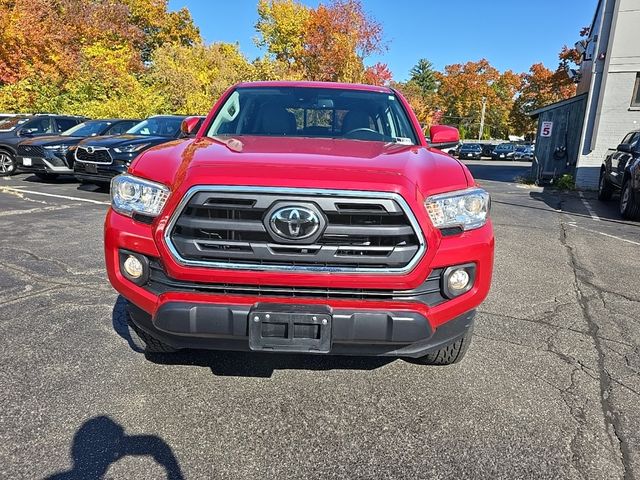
xmin=560 ymin=221 xmax=635 ymax=480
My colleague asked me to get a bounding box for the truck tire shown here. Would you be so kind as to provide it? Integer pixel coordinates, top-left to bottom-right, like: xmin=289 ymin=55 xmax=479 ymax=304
xmin=127 ymin=316 xmax=178 ymax=353
xmin=620 ymin=179 xmax=640 ymax=220
xmin=414 ymin=327 xmax=473 ymax=366
xmin=597 ymin=170 xmax=613 ymax=201
xmin=0 ymin=151 xmax=16 ymax=177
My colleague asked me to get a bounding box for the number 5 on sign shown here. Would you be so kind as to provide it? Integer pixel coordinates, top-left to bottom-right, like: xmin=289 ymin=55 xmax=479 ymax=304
xmin=540 ymin=121 xmax=553 ymax=138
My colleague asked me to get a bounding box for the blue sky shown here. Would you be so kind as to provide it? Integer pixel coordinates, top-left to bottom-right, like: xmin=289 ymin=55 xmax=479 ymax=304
xmin=168 ymin=0 xmax=597 ymax=80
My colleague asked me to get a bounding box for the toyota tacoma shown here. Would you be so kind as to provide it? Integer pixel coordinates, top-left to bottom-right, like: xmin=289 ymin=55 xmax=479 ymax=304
xmin=105 ymin=81 xmax=494 ymax=365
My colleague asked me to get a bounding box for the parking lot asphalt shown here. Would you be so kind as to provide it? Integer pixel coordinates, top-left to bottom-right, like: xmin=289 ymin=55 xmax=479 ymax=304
xmin=1 ymin=160 xmax=639 ymax=479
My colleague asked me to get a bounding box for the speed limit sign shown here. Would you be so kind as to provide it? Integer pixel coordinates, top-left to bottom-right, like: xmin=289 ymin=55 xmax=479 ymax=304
xmin=541 ymin=121 xmax=553 ymax=137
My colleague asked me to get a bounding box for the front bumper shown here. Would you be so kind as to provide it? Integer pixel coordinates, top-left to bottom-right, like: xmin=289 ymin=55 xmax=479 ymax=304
xmin=105 ymin=198 xmax=494 ymax=357
xmin=127 ymin=299 xmax=476 ymax=357
xmin=16 ymin=155 xmax=73 ymax=174
xmin=74 ymin=161 xmax=127 ymax=183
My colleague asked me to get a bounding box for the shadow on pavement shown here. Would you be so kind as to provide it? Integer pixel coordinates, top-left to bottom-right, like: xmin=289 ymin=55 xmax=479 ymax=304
xmin=112 ymin=296 xmax=144 ymax=353
xmin=462 ymin=160 xmax=532 ymax=184
xmin=528 ymin=189 xmax=640 ymax=227
xmin=146 ymin=349 xmax=394 ymax=378
xmin=21 ymin=174 xmax=78 ymax=184
xmin=45 ymin=416 xmax=184 ymax=480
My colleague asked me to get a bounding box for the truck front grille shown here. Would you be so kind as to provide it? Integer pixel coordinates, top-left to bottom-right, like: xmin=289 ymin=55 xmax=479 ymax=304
xmin=166 ymin=187 xmax=425 ymax=273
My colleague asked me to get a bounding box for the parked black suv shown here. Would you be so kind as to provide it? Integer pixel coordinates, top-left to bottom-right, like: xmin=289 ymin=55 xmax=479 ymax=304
xmin=0 ymin=114 xmax=85 ymax=176
xmin=16 ymin=119 xmax=139 ymax=180
xmin=73 ymin=115 xmax=203 ymax=185
xmin=458 ymin=143 xmax=483 ymax=159
xmin=491 ymin=143 xmax=517 ymax=160
xmin=598 ymin=131 xmax=640 ymax=220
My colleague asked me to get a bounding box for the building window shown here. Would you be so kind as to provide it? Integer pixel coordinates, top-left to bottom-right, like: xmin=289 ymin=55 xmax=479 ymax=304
xmin=632 ymin=74 xmax=640 ymax=107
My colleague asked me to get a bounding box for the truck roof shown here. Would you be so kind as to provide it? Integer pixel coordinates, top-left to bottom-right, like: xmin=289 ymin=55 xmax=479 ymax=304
xmin=235 ymin=80 xmax=392 ymax=94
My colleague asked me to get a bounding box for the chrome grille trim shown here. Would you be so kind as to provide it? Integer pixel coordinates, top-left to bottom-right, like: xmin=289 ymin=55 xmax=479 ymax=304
xmin=164 ymin=186 xmax=426 ymax=274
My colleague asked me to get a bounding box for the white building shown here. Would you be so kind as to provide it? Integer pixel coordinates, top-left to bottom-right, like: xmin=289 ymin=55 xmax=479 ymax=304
xmin=532 ymin=0 xmax=640 ymax=188
xmin=576 ymin=0 xmax=640 ymax=188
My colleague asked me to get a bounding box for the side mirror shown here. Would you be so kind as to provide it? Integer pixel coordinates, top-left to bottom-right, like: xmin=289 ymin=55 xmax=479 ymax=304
xmin=617 ymin=143 xmax=632 ymax=153
xmin=19 ymin=128 xmax=36 ymax=137
xmin=181 ymin=116 xmax=202 ymax=137
xmin=429 ymin=125 xmax=460 ymax=150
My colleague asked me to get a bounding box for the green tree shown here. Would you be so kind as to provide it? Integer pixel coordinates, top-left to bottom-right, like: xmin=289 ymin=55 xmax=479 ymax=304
xmin=409 ymin=58 xmax=438 ymax=96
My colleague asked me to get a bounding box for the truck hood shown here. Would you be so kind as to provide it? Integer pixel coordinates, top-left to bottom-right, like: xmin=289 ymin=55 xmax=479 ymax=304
xmin=130 ymin=135 xmax=471 ymax=197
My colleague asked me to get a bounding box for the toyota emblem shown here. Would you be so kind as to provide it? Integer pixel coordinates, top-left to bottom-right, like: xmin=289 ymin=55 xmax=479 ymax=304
xmin=86 ymin=146 xmax=95 ymax=154
xmin=270 ymin=206 xmax=320 ymax=240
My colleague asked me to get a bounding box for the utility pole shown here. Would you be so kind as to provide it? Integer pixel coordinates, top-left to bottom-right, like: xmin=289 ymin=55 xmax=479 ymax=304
xmin=478 ymin=96 xmax=487 ymax=140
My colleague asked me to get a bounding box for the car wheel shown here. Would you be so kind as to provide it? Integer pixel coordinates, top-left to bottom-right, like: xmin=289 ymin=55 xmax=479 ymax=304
xmin=126 ymin=314 xmax=178 ymax=353
xmin=0 ymin=151 xmax=16 ymax=177
xmin=34 ymin=172 xmax=59 ymax=181
xmin=619 ymin=179 xmax=640 ymax=220
xmin=412 ymin=327 xmax=473 ymax=366
xmin=597 ymin=171 xmax=614 ymax=201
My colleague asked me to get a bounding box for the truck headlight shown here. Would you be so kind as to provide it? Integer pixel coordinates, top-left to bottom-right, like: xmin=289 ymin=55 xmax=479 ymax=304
xmin=425 ymin=187 xmax=490 ymax=231
xmin=111 ymin=174 xmax=170 ymax=217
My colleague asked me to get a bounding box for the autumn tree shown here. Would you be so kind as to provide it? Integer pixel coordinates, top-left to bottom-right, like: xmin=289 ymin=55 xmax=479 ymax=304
xmin=254 ymin=0 xmax=390 ymax=84
xmin=151 ymin=42 xmax=253 ymax=114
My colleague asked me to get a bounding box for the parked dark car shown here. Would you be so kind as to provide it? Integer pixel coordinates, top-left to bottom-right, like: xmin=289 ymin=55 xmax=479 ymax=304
xmin=491 ymin=143 xmax=517 ymax=160
xmin=598 ymin=131 xmax=640 ymax=219
xmin=514 ymin=145 xmax=534 ymax=161
xmin=15 ymin=119 xmax=139 ymax=180
xmin=458 ymin=143 xmax=483 ymax=159
xmin=73 ymin=115 xmax=204 ymax=185
xmin=0 ymin=114 xmax=85 ymax=176
xmin=481 ymin=143 xmax=496 ymax=158
xmin=446 ymin=143 xmax=462 ymax=157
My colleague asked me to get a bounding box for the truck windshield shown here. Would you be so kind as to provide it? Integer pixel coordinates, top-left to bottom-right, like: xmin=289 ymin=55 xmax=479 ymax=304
xmin=206 ymin=87 xmax=418 ymax=145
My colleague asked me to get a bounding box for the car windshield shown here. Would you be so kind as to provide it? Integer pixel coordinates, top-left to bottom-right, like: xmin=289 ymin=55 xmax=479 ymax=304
xmin=61 ymin=121 xmax=113 ymax=137
xmin=496 ymin=144 xmax=513 ymax=151
xmin=126 ymin=117 xmax=183 ymax=137
xmin=0 ymin=116 xmax=29 ymax=131
xmin=207 ymin=87 xmax=418 ymax=145
xmin=461 ymin=144 xmax=480 ymax=150
xmin=515 ymin=146 xmax=527 ymax=152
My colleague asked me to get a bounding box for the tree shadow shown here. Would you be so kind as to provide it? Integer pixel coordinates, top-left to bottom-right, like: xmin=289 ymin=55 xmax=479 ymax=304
xmin=45 ymin=416 xmax=184 ymax=480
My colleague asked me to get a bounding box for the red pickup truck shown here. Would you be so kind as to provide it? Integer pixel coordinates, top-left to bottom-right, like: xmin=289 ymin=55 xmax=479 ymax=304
xmin=105 ymin=81 xmax=494 ymax=365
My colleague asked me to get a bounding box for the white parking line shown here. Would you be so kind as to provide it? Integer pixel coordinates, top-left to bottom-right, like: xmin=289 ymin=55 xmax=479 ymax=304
xmin=566 ymin=222 xmax=640 ymax=246
xmin=0 ymin=187 xmax=109 ymax=205
xmin=578 ymin=192 xmax=600 ymax=221
xmin=0 ymin=204 xmax=78 ymax=217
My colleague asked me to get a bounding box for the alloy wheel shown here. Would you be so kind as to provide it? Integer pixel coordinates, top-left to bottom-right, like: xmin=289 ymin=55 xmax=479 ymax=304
xmin=0 ymin=153 xmax=14 ymax=174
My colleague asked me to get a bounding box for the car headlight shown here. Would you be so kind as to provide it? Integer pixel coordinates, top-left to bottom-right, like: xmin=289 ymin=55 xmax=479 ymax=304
xmin=113 ymin=143 xmax=149 ymax=153
xmin=44 ymin=145 xmax=69 ymax=153
xmin=425 ymin=187 xmax=490 ymax=231
xmin=110 ymin=174 xmax=170 ymax=217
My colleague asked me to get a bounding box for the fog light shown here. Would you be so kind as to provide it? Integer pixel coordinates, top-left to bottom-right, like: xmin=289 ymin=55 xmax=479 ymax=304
xmin=123 ymin=255 xmax=143 ymax=279
xmin=442 ymin=263 xmax=476 ymax=299
xmin=448 ymin=269 xmax=470 ymax=291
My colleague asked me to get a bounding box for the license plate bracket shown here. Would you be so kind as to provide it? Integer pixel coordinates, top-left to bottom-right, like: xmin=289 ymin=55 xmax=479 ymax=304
xmin=85 ymin=163 xmax=98 ymax=174
xmin=249 ymin=304 xmax=332 ymax=353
